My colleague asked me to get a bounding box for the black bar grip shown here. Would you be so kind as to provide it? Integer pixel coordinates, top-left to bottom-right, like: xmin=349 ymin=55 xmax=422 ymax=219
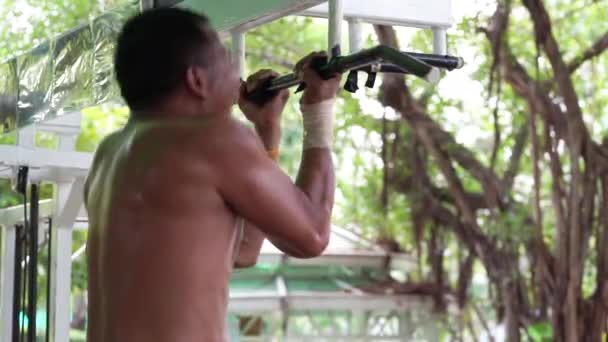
xmin=405 ymin=52 xmax=464 ymax=71
xmin=344 ymin=71 xmax=359 ymax=93
xmin=242 ymin=46 xmax=464 ymax=105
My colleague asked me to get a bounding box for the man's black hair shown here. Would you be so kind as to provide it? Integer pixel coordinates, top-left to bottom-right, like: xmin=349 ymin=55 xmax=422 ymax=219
xmin=114 ymin=8 xmax=217 ymax=111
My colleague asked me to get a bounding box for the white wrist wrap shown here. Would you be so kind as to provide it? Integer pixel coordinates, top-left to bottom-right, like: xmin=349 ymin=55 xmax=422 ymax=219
xmin=300 ymin=98 xmax=336 ymax=150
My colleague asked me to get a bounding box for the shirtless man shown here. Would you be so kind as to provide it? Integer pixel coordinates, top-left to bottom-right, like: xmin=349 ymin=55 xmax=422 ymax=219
xmin=84 ymin=7 xmax=340 ymax=342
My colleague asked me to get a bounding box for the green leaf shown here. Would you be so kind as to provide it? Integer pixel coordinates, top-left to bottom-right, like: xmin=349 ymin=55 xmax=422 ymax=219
xmin=527 ymin=322 xmax=553 ymax=342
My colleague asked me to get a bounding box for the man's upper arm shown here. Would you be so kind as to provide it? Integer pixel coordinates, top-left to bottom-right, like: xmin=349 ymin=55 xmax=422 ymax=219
xmin=208 ymin=121 xmax=328 ymax=257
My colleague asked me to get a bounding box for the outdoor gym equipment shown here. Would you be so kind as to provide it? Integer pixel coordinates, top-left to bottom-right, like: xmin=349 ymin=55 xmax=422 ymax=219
xmin=245 ymin=44 xmax=464 ymax=105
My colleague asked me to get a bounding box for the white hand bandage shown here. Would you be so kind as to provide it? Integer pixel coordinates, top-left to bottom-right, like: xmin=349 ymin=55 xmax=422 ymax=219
xmin=300 ymin=98 xmax=336 ymax=149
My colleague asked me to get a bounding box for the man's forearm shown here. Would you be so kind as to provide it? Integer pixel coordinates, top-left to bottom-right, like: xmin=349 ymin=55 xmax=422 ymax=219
xmin=295 ymin=149 xmax=335 ymax=242
xmin=232 ymin=123 xmax=280 ymax=268
xmin=255 ymin=123 xmax=281 ymax=151
xmin=295 ymin=98 xmax=336 ymax=241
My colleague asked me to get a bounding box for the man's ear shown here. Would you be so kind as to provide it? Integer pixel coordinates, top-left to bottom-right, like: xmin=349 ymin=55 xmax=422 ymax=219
xmin=185 ymin=66 xmax=210 ymax=100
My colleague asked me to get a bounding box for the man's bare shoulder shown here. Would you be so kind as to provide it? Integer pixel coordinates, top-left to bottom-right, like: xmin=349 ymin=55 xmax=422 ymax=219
xmin=197 ymin=115 xmax=262 ymax=154
xmin=84 ymin=130 xmax=124 ymax=206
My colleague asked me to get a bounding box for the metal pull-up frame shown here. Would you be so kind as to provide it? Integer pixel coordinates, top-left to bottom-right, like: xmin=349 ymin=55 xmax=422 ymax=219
xmin=230 ymin=0 xmax=460 ymax=103
xmin=244 ymin=45 xmax=463 ymax=105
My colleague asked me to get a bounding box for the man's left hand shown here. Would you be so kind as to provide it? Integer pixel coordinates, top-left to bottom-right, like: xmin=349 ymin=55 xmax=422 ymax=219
xmin=238 ymin=69 xmax=289 ymax=149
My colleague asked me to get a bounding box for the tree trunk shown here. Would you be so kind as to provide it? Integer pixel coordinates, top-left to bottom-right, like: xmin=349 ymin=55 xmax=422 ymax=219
xmin=371 ymin=1 xmax=608 ymax=339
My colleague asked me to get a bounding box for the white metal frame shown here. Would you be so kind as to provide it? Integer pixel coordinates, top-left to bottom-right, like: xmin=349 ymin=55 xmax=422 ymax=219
xmin=0 ymin=220 xmax=17 ymax=341
xmin=0 ymin=111 xmax=90 ymax=342
xmin=301 ymin=0 xmax=453 ymax=54
xmin=229 ymin=294 xmax=437 ymax=341
xmin=230 ymin=292 xmax=431 ymax=313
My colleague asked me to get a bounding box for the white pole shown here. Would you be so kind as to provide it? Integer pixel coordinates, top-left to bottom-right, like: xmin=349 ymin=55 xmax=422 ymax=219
xmin=348 ymin=18 xmax=363 ymax=53
xmin=49 ymin=131 xmax=83 ymax=342
xmin=432 ymin=27 xmax=447 ymax=55
xmin=140 ymin=0 xmax=154 ymax=11
xmin=17 ymin=125 xmax=35 ymax=148
xmin=49 ymin=182 xmax=73 ymax=342
xmin=231 ymin=30 xmax=246 ymax=78
xmin=0 ymin=226 xmax=16 ymax=342
xmin=328 ymin=0 xmax=344 ymax=57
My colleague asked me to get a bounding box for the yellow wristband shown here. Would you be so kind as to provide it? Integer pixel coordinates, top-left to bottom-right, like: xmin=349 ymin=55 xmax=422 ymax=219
xmin=267 ymin=148 xmax=279 ymax=160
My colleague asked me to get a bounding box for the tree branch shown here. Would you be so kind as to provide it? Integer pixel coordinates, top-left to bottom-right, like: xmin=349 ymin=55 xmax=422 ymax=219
xmin=522 ymin=0 xmax=584 ymax=120
xmin=375 ymin=25 xmax=506 ymax=211
xmin=490 ymin=94 xmax=502 ymax=171
xmin=502 ymin=117 xmax=529 ymax=194
xmin=520 ymin=3 xmax=587 ymax=339
xmin=375 ymin=25 xmax=536 ymax=332
xmin=487 ymin=0 xmax=510 ymax=172
xmin=590 ymin=172 xmax=608 ymax=341
xmin=457 ymin=252 xmax=475 ymax=308
xmin=381 ymin=111 xmax=389 ymax=215
xmin=472 ymin=301 xmax=496 ymax=342
xmin=392 ymin=174 xmax=489 ymax=212
xmin=490 ymin=25 xmax=608 ymax=173
xmin=567 ymin=30 xmax=608 ymax=74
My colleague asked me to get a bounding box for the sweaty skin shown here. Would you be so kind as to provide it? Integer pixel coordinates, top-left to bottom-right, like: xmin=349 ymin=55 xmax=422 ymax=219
xmin=85 ymin=28 xmax=339 ymax=339
xmin=86 ymin=117 xmax=257 ymax=341
xmin=85 ymin=118 xmax=335 ymax=341
xmin=85 ymin=117 xmax=243 ymax=341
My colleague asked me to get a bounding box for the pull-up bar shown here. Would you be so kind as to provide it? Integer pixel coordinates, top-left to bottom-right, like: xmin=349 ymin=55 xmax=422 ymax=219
xmin=245 ymin=44 xmax=464 ymax=105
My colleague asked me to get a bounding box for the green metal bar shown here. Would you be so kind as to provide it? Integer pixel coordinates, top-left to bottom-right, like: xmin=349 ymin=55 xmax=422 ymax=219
xmin=246 ymin=45 xmax=461 ymax=104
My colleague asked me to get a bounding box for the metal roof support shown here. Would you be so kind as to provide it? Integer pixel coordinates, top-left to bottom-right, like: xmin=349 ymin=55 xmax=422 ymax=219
xmin=348 ymin=18 xmax=363 ymax=53
xmin=178 ymin=0 xmax=327 ymax=32
xmin=433 ymin=27 xmax=447 ymax=55
xmin=231 ymin=30 xmax=247 ymax=78
xmin=48 ymin=178 xmax=84 ymax=342
xmin=0 ymin=226 xmax=16 ymax=341
xmin=45 ymin=120 xmax=85 ymax=342
xmin=275 ymin=275 xmax=289 ymax=335
xmin=140 ymin=0 xmax=154 ymax=10
xmin=328 ymin=0 xmax=343 ymax=56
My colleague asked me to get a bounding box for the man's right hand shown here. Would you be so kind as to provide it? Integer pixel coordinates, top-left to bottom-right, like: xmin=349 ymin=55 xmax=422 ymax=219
xmin=295 ymin=52 xmax=342 ymax=105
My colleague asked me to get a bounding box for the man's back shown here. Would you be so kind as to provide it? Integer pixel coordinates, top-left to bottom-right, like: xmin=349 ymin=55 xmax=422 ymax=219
xmin=85 ymin=118 xmax=241 ymax=342
xmin=86 ymin=8 xmax=340 ymax=341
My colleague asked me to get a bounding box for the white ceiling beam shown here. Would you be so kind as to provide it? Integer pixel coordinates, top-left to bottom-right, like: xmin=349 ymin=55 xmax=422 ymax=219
xmin=301 ymin=0 xmax=453 ymax=29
